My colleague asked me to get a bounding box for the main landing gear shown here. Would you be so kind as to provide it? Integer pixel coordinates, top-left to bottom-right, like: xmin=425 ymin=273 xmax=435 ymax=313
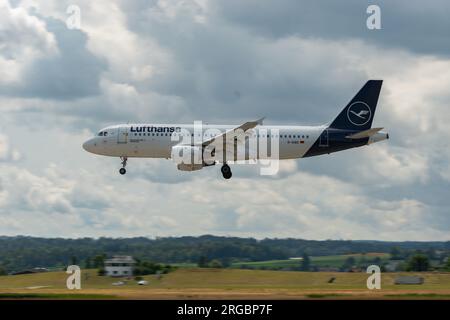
xmin=119 ymin=156 xmax=128 ymax=175
xmin=221 ymin=163 xmax=232 ymax=179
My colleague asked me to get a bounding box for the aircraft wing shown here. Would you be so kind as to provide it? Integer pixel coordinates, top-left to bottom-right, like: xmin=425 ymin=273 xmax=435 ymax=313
xmin=346 ymin=127 xmax=384 ymax=139
xmin=202 ymin=117 xmax=264 ymax=147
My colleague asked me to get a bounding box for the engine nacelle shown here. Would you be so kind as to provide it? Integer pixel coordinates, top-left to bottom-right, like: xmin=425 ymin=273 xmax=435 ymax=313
xmin=176 ymin=163 xmax=204 ymax=171
xmin=171 ymin=145 xmax=209 ymax=171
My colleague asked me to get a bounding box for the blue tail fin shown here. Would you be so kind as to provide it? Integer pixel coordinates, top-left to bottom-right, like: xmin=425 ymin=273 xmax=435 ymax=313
xmin=329 ymin=80 xmax=383 ymax=131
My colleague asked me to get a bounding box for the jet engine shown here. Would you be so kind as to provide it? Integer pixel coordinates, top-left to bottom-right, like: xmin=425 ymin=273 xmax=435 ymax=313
xmin=171 ymin=145 xmax=215 ymax=171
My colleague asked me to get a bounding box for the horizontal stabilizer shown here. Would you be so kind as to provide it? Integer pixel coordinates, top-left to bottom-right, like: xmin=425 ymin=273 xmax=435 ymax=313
xmin=346 ymin=127 xmax=383 ymax=139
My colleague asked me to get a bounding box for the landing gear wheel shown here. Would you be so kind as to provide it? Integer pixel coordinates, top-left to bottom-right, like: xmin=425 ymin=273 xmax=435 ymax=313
xmin=221 ymin=164 xmax=232 ymax=179
xmin=119 ymin=156 xmax=128 ymax=175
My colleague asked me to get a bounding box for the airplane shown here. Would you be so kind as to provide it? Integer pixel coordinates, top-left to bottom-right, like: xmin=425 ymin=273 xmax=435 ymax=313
xmin=83 ymin=80 xmax=388 ymax=179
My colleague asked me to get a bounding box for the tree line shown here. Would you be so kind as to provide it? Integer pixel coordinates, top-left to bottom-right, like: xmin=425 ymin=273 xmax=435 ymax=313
xmin=0 ymin=235 xmax=448 ymax=272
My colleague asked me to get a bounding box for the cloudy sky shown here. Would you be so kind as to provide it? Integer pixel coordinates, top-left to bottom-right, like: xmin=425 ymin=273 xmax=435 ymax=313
xmin=0 ymin=0 xmax=449 ymax=240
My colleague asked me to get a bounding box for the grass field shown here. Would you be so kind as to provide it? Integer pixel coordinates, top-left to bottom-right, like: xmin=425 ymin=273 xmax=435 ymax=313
xmin=0 ymin=268 xmax=449 ymax=299
xmin=230 ymin=253 xmax=391 ymax=269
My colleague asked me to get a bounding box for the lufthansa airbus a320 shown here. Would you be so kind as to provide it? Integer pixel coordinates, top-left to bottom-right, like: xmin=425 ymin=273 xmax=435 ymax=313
xmin=83 ymin=80 xmax=388 ymax=179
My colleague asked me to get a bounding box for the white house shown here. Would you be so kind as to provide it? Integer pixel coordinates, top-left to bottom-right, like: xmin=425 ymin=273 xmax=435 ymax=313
xmin=104 ymin=256 xmax=136 ymax=277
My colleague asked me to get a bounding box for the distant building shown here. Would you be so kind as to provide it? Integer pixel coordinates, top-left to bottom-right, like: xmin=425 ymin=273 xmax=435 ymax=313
xmin=104 ymin=256 xmax=136 ymax=277
xmin=394 ymin=276 xmax=424 ymax=285
xmin=385 ymin=261 xmax=400 ymax=272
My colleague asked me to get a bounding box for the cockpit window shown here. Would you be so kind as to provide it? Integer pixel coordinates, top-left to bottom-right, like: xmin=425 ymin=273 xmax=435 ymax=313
xmin=98 ymin=131 xmax=108 ymax=136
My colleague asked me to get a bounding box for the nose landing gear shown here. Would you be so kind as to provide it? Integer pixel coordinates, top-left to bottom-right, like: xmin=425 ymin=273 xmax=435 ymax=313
xmin=221 ymin=164 xmax=232 ymax=179
xmin=119 ymin=156 xmax=128 ymax=175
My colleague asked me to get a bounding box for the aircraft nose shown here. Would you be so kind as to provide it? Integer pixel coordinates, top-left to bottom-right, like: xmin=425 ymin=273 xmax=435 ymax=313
xmin=82 ymin=138 xmax=96 ymax=153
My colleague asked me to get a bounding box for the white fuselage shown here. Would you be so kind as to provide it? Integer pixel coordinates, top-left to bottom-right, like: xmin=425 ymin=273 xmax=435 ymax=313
xmin=83 ymin=124 xmax=326 ymax=160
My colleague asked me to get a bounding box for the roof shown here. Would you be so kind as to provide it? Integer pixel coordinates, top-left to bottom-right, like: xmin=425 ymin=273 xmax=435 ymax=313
xmin=394 ymin=276 xmax=424 ymax=285
xmin=104 ymin=255 xmax=136 ymax=264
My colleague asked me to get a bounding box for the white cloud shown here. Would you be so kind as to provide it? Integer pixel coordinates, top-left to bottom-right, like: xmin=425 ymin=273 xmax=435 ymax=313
xmin=0 ymin=2 xmax=57 ymax=55
xmin=0 ymin=158 xmax=444 ymax=240
xmin=352 ymin=144 xmax=429 ymax=185
xmin=0 ymin=133 xmax=21 ymax=161
xmin=0 ymin=1 xmax=57 ymax=85
xmin=148 ymin=0 xmax=209 ymax=23
xmin=0 ymin=0 xmax=448 ymax=241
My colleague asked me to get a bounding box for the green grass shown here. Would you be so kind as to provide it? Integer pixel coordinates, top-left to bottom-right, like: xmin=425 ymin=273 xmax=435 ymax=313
xmin=0 ymin=293 xmax=117 ymax=299
xmin=0 ymin=270 xmax=124 ymax=290
xmin=384 ymin=293 xmax=450 ymax=299
xmin=2 ymin=267 xmax=448 ymax=291
xmin=231 ymin=259 xmax=300 ymax=269
xmin=169 ymin=263 xmax=198 ymax=268
xmin=0 ymin=268 xmax=448 ymax=299
xmin=138 ymin=268 xmax=450 ymax=291
xmin=306 ymin=293 xmax=351 ymax=299
xmin=231 ymin=253 xmax=391 ymax=269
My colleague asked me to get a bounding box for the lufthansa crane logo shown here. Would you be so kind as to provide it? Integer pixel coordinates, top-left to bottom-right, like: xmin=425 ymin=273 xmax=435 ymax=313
xmin=347 ymin=101 xmax=372 ymax=126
